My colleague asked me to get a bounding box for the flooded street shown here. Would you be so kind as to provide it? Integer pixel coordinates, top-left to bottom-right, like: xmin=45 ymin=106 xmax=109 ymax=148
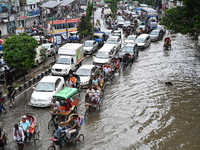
xmin=1 ymin=8 xmax=200 ymax=150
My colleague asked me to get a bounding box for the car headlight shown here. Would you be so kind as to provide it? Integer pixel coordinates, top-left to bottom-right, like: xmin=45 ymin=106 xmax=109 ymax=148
xmin=30 ymin=97 xmax=36 ymax=102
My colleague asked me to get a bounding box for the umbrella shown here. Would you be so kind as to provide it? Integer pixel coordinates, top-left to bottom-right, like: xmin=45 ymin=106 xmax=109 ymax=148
xmin=0 ymin=39 xmax=4 ymax=45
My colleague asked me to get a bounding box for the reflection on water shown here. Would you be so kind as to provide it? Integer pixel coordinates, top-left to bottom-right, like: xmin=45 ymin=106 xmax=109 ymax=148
xmin=1 ymin=34 xmax=200 ymax=149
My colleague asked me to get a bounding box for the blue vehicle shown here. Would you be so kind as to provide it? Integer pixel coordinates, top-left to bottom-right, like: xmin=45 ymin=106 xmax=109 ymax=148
xmin=93 ymin=32 xmax=108 ymax=46
xmin=68 ymin=31 xmax=80 ymax=43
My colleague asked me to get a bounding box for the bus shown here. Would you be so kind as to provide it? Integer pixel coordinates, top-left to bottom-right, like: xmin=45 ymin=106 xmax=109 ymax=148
xmin=45 ymin=19 xmax=80 ymax=35
xmin=44 ymin=19 xmax=80 ymax=45
xmin=141 ymin=7 xmax=158 ymax=27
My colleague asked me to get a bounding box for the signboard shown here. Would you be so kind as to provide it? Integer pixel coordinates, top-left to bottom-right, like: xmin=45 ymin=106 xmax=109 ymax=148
xmin=26 ymin=0 xmax=36 ymax=5
xmin=0 ymin=13 xmax=8 ymax=18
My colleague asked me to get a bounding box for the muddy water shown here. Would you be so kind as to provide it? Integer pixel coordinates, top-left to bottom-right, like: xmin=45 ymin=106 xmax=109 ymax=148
xmin=1 ymin=9 xmax=200 ymax=150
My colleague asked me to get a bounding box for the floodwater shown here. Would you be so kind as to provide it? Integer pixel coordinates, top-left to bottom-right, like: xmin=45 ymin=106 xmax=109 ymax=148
xmin=1 ymin=8 xmax=200 ymax=150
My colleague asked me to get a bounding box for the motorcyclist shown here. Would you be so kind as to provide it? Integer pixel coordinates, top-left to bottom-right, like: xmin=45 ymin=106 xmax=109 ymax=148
xmin=164 ymin=37 xmax=171 ymax=47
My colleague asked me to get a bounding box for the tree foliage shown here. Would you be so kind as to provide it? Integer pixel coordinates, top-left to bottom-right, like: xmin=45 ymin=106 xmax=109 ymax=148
xmin=77 ymin=1 xmax=93 ymax=36
xmin=159 ymin=0 xmax=200 ymax=36
xmin=3 ymin=32 xmax=38 ymax=70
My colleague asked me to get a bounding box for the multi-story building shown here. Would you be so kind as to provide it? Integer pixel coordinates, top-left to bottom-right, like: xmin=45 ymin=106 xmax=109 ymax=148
xmin=0 ymin=0 xmax=42 ymax=37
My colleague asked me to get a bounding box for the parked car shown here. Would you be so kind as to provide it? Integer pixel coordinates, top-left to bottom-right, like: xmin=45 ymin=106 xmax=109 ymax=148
xmin=29 ymin=76 xmax=65 ymax=107
xmin=135 ymin=34 xmax=151 ymax=49
xmin=41 ymin=43 xmax=56 ymax=57
xmin=0 ymin=64 xmax=28 ymax=82
xmin=75 ymin=65 xmax=100 ymax=88
xmin=105 ymin=36 xmax=122 ymax=52
xmin=118 ymin=43 xmax=139 ymax=62
xmin=83 ymin=40 xmax=98 ymax=55
xmin=149 ymin=29 xmax=163 ymax=41
xmin=124 ymin=35 xmax=137 ymax=45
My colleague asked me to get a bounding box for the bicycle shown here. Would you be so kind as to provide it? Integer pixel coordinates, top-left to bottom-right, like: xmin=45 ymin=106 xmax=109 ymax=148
xmin=48 ymin=111 xmax=60 ymax=130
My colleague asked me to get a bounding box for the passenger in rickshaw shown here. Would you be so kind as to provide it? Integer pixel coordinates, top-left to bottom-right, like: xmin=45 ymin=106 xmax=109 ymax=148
xmin=52 ymin=123 xmax=63 ymax=150
xmin=103 ymin=64 xmax=111 ymax=78
xmin=111 ymin=57 xmax=120 ymax=70
xmin=69 ymin=75 xmax=77 ymax=88
xmin=92 ymin=87 xmax=101 ymax=104
xmin=19 ymin=115 xmax=30 ymax=142
xmin=85 ymin=87 xmax=95 ymax=101
xmin=122 ymin=54 xmax=131 ymax=66
xmin=98 ymin=74 xmax=104 ymax=89
xmin=60 ymin=115 xmax=79 ymax=141
xmin=164 ymin=37 xmax=171 ymax=46
xmin=92 ymin=76 xmax=99 ymax=86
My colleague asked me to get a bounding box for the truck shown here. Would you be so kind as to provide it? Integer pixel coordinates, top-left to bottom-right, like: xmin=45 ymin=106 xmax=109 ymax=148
xmin=93 ymin=32 xmax=108 ymax=47
xmin=51 ymin=43 xmax=84 ymax=76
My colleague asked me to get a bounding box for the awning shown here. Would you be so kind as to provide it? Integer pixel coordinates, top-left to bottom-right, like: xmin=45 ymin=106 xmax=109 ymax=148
xmin=41 ymin=1 xmax=62 ymax=8
xmin=60 ymin=0 xmax=74 ymax=6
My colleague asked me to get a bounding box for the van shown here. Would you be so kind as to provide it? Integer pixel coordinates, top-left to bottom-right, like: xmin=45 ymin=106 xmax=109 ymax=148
xmin=34 ymin=45 xmax=46 ymax=66
xmin=93 ymin=44 xmax=117 ymax=66
xmin=135 ymin=34 xmax=151 ymax=49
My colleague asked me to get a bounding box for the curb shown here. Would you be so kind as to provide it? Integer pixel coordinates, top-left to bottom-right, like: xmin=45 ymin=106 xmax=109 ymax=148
xmin=4 ymin=69 xmax=52 ymax=101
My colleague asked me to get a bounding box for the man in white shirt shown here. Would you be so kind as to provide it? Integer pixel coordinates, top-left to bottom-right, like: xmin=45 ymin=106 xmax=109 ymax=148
xmin=51 ymin=98 xmax=60 ymax=111
xmin=92 ymin=87 xmax=100 ymax=103
xmin=13 ymin=124 xmax=25 ymax=149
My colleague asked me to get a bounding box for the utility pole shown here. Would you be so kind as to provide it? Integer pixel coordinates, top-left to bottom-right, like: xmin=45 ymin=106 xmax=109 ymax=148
xmin=7 ymin=0 xmax=12 ymax=35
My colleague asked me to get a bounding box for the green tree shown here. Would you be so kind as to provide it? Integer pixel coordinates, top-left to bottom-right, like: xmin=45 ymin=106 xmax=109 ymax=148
xmin=77 ymin=1 xmax=93 ymax=36
xmin=3 ymin=32 xmax=38 ymax=80
xmin=160 ymin=0 xmax=200 ymax=37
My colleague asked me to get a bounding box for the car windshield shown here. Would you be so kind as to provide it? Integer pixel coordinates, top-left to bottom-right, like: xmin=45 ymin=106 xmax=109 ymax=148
xmin=42 ymin=45 xmax=50 ymax=49
xmin=106 ymin=39 xmax=117 ymax=44
xmin=76 ymin=68 xmax=91 ymax=76
xmin=124 ymin=22 xmax=130 ymax=26
xmin=121 ymin=46 xmax=133 ymax=53
xmin=104 ymin=31 xmax=112 ymax=35
xmin=118 ymin=19 xmax=124 ymax=22
xmin=84 ymin=42 xmax=93 ymax=47
xmin=127 ymin=36 xmax=136 ymax=41
xmin=150 ymin=31 xmax=159 ymax=35
xmin=96 ymin=51 xmax=109 ymax=59
xmin=56 ymin=58 xmax=70 ymax=64
xmin=93 ymin=35 xmax=101 ymax=39
xmin=135 ymin=37 xmax=145 ymax=43
xmin=35 ymin=82 xmax=54 ymax=92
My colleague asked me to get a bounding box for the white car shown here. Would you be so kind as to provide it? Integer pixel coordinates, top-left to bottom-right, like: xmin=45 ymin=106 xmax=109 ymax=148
xmin=117 ymin=19 xmax=125 ymax=27
xmin=42 ymin=43 xmax=56 ymax=57
xmin=83 ymin=40 xmax=98 ymax=55
xmin=32 ymin=35 xmax=40 ymax=44
xmin=124 ymin=35 xmax=137 ymax=45
xmin=103 ymin=30 xmax=113 ymax=37
xmin=105 ymin=36 xmax=122 ymax=52
xmin=29 ymin=76 xmax=65 ymax=107
xmin=75 ymin=65 xmax=100 ymax=88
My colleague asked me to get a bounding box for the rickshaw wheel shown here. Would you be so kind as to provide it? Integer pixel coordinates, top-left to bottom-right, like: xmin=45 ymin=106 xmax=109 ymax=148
xmin=33 ymin=131 xmax=40 ymax=145
xmin=98 ymin=100 xmax=103 ymax=110
xmin=73 ymin=106 xmax=77 ymax=113
xmin=74 ymin=134 xmax=84 ymax=145
xmin=47 ymin=145 xmax=56 ymax=150
xmin=48 ymin=119 xmax=55 ymax=130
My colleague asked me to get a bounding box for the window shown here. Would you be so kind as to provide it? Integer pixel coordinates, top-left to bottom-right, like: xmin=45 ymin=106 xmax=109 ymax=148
xmin=55 ymin=78 xmax=61 ymax=88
